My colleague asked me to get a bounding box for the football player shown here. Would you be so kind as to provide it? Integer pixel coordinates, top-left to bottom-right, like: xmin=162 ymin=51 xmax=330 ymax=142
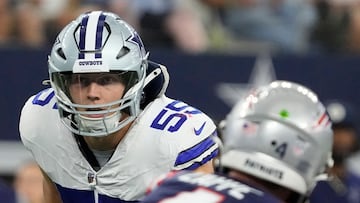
xmin=19 ymin=11 xmax=219 ymax=202
xmin=310 ymin=100 xmax=360 ymax=203
xmin=142 ymin=80 xmax=333 ymax=203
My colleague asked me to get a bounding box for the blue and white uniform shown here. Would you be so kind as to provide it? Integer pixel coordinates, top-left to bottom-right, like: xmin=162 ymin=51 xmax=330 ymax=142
xmin=142 ymin=171 xmax=283 ymax=203
xmin=19 ymin=88 xmax=218 ymax=202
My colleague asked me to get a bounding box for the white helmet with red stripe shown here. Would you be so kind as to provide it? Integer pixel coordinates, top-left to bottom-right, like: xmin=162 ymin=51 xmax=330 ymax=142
xmin=221 ymin=80 xmax=333 ymax=197
xmin=48 ymin=11 xmax=148 ymax=137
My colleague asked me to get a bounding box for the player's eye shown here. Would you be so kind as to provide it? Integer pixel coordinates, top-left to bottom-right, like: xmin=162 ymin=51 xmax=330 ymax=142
xmin=69 ymin=73 xmax=123 ymax=87
xmin=96 ymin=75 xmax=121 ymax=85
xmin=78 ymin=77 xmax=92 ymax=86
xmin=70 ymin=75 xmax=91 ymax=87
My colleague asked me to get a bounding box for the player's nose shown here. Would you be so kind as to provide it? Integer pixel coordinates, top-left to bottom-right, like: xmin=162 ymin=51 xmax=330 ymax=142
xmin=86 ymin=82 xmax=101 ymax=101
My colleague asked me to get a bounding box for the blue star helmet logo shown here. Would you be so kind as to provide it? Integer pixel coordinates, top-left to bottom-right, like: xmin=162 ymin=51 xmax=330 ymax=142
xmin=127 ymin=31 xmax=146 ymax=57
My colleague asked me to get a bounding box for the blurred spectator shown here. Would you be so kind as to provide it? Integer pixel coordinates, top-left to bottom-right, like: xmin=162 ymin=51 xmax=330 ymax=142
xmin=52 ymin=0 xmax=103 ymax=33
xmin=47 ymin=0 xmax=104 ymax=46
xmin=310 ymin=100 xmax=360 ymax=203
xmin=218 ymin=0 xmax=317 ymax=55
xmin=124 ymin=0 xmax=209 ymax=53
xmin=106 ymin=0 xmax=139 ymax=30
xmin=309 ymin=0 xmax=360 ymax=54
xmin=0 ymin=0 xmax=15 ymax=46
xmin=13 ymin=161 xmax=44 ymax=203
xmin=175 ymin=0 xmax=237 ymax=53
xmin=14 ymin=0 xmax=103 ymax=48
xmin=14 ymin=0 xmax=47 ymax=48
xmin=346 ymin=0 xmax=360 ymax=53
xmin=310 ymin=0 xmax=351 ymax=53
xmin=182 ymin=0 xmax=282 ymax=54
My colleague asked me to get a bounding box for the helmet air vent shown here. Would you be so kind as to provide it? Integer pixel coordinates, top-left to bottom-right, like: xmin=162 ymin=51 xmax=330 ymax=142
xmin=116 ymin=47 xmax=130 ymax=59
xmin=56 ymin=48 xmax=66 ymax=60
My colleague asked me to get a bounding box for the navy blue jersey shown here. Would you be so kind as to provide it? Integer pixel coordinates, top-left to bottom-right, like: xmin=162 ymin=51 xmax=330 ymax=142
xmin=142 ymin=171 xmax=282 ymax=203
xmin=310 ymin=171 xmax=360 ymax=203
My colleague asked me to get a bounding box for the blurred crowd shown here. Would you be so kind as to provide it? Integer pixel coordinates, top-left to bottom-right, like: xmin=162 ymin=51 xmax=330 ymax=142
xmin=3 ymin=0 xmax=360 ymax=55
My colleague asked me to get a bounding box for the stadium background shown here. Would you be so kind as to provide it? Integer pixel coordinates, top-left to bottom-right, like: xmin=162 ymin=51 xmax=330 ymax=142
xmin=1 ymin=48 xmax=360 ymax=175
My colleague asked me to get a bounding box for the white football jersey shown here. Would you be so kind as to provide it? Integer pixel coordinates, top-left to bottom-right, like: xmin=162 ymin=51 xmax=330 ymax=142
xmin=19 ymin=88 xmax=218 ymax=202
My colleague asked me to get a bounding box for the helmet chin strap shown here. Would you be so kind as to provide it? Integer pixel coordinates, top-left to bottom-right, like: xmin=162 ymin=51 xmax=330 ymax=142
xmin=75 ymin=111 xmax=122 ymax=135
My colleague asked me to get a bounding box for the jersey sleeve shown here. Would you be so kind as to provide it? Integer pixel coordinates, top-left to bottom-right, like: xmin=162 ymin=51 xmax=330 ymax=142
xmin=141 ymin=95 xmax=221 ymax=171
xmin=19 ymin=88 xmax=61 ymax=169
xmin=19 ymin=89 xmax=56 ymax=143
xmin=172 ymin=119 xmax=219 ymax=170
xmin=167 ymin=100 xmax=220 ymax=171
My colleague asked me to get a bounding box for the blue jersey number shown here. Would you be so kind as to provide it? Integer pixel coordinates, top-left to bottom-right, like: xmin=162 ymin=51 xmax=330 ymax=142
xmin=151 ymin=101 xmax=202 ymax=132
xmin=32 ymin=89 xmax=58 ymax=109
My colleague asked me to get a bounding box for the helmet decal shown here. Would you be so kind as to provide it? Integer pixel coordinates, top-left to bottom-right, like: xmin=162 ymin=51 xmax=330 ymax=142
xmin=73 ymin=11 xmax=110 ymax=73
xmin=242 ymin=122 xmax=258 ymax=135
xmin=316 ymin=112 xmax=330 ymax=127
xmin=78 ymin=11 xmax=107 ymax=59
xmin=279 ymin=109 xmax=289 ymax=118
xmin=126 ymin=31 xmax=146 ymax=58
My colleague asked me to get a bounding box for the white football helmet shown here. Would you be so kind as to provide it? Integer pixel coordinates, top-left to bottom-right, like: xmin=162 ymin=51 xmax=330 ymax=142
xmin=221 ymin=80 xmax=333 ymax=197
xmin=48 ymin=11 xmax=148 ymax=137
